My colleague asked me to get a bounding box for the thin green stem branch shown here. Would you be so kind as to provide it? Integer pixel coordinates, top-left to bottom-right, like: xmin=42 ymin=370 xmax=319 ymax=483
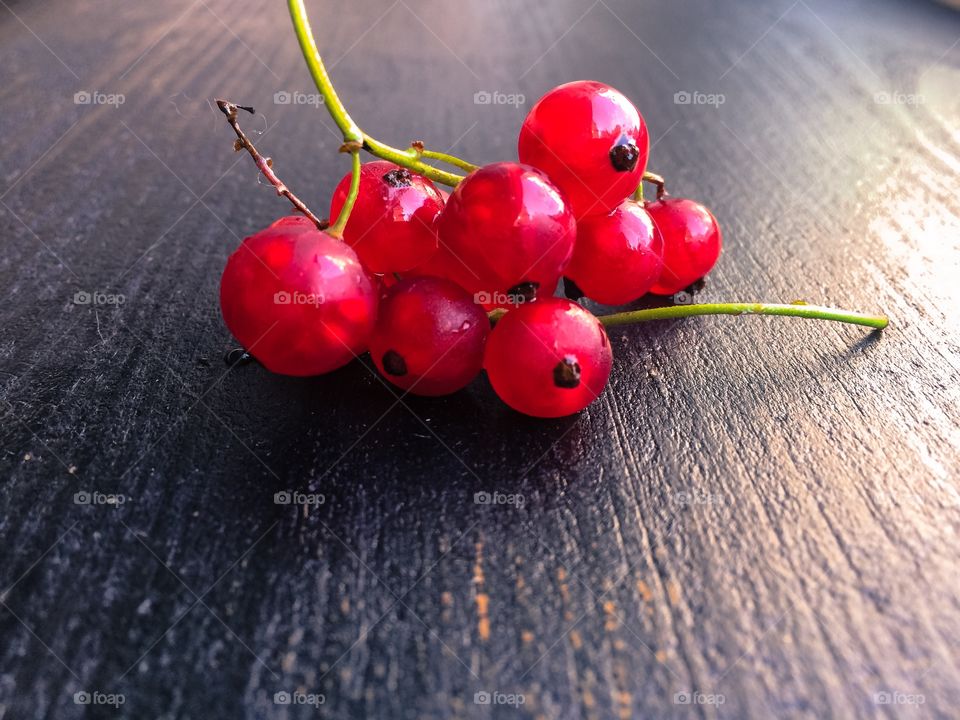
xmin=287 ymin=0 xmax=468 ymax=186
xmin=419 ymin=149 xmax=479 ymax=173
xmin=328 ymin=150 xmax=361 ymax=237
xmin=597 ymin=302 xmax=888 ymax=329
xmin=287 ymin=0 xmax=362 ymax=143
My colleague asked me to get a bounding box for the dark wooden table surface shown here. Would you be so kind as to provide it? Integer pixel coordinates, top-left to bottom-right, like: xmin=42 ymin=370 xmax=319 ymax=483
xmin=2 ymin=0 xmax=959 ymax=717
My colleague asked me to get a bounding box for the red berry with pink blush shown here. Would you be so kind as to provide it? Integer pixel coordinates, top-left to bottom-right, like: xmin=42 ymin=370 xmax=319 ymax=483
xmin=330 ymin=160 xmax=443 ymax=274
xmin=370 ymin=277 xmax=489 ymax=396
xmin=435 ymin=162 xmax=576 ymax=304
xmin=219 ymin=216 xmax=377 ymax=376
xmin=566 ymin=200 xmax=664 ymax=305
xmin=518 ymin=80 xmax=648 ymax=219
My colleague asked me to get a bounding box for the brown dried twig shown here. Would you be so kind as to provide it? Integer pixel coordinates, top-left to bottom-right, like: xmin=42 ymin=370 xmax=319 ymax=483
xmin=215 ymin=99 xmax=327 ymax=230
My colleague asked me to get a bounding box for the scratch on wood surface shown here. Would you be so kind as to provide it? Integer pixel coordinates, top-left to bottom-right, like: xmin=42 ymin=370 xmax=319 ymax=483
xmin=473 ymin=539 xmax=489 ymax=642
xmin=602 ymin=600 xmax=634 ymax=719
xmin=666 ymin=580 xmax=682 ymax=607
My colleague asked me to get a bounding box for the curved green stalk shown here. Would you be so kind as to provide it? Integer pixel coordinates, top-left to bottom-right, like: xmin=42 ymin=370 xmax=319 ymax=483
xmin=419 ymin=149 xmax=479 ymax=173
xmin=287 ymin=0 xmax=468 ymax=186
xmin=598 ymin=302 xmax=888 ymax=329
xmin=328 ymin=150 xmax=361 ymax=237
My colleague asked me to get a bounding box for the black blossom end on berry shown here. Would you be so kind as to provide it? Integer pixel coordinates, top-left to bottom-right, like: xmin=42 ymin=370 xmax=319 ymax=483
xmin=383 ymin=169 xmax=413 ymax=188
xmin=507 ymin=281 xmax=540 ymax=304
xmin=609 ymin=135 xmax=640 ymax=172
xmin=381 ymin=350 xmax=408 ymax=376
xmin=553 ymin=356 xmax=582 ymax=389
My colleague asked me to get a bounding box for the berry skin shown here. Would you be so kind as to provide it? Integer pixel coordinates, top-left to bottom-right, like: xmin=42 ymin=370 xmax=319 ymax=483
xmin=330 ymin=160 xmax=444 ymax=273
xmin=370 ymin=277 xmax=489 ymax=396
xmin=220 ymin=215 xmax=377 ymax=376
xmin=436 ymin=162 xmax=576 ymax=304
xmin=566 ymin=200 xmax=664 ymax=305
xmin=646 ymin=198 xmax=722 ymax=295
xmin=484 ymin=298 xmax=613 ymax=418
xmin=518 ymin=80 xmax=648 ymax=219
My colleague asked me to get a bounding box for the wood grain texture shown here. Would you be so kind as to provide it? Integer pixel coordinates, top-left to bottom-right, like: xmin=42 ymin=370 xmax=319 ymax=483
xmin=1 ymin=0 xmax=959 ymax=717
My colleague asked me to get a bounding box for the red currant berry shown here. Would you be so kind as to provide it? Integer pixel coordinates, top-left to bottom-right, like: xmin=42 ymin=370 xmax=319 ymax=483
xmin=220 ymin=216 xmax=377 ymax=376
xmin=370 ymin=277 xmax=489 ymax=396
xmin=484 ymin=298 xmax=613 ymax=417
xmin=566 ymin=200 xmax=664 ymax=305
xmin=518 ymin=80 xmax=648 ymax=219
xmin=436 ymin=162 xmax=576 ymax=304
xmin=646 ymin=198 xmax=722 ymax=295
xmin=329 ymin=160 xmax=444 ymax=274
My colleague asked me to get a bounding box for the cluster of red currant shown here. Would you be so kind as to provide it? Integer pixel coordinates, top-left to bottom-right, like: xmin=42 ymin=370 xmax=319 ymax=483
xmin=215 ymin=0 xmax=886 ymax=419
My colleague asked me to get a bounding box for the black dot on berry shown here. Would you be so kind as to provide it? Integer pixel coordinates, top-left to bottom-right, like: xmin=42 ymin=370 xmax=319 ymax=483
xmin=609 ymin=136 xmax=640 ymax=172
xmin=381 ymin=350 xmax=408 ymax=376
xmin=507 ymin=281 xmax=540 ymax=304
xmin=383 ymin=168 xmax=413 ymax=187
xmin=553 ymin=356 xmax=581 ymax=389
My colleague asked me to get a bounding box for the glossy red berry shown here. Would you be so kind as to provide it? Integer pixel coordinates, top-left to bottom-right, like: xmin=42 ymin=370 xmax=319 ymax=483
xmin=518 ymin=80 xmax=648 ymax=219
xmin=371 ymin=277 xmax=489 ymax=396
xmin=436 ymin=162 xmax=576 ymax=304
xmin=329 ymin=160 xmax=444 ymax=273
xmin=220 ymin=215 xmax=377 ymax=376
xmin=566 ymin=200 xmax=664 ymax=305
xmin=484 ymin=298 xmax=613 ymax=417
xmin=646 ymin=198 xmax=722 ymax=295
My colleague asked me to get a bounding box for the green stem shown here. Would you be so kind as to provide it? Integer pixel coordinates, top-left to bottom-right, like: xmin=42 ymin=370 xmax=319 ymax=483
xmin=419 ymin=149 xmax=479 ymax=173
xmin=598 ymin=302 xmax=888 ymax=330
xmin=287 ymin=0 xmax=362 ymax=143
xmin=329 ymin=150 xmax=361 ymax=237
xmin=287 ymin=0 xmax=468 ymax=187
